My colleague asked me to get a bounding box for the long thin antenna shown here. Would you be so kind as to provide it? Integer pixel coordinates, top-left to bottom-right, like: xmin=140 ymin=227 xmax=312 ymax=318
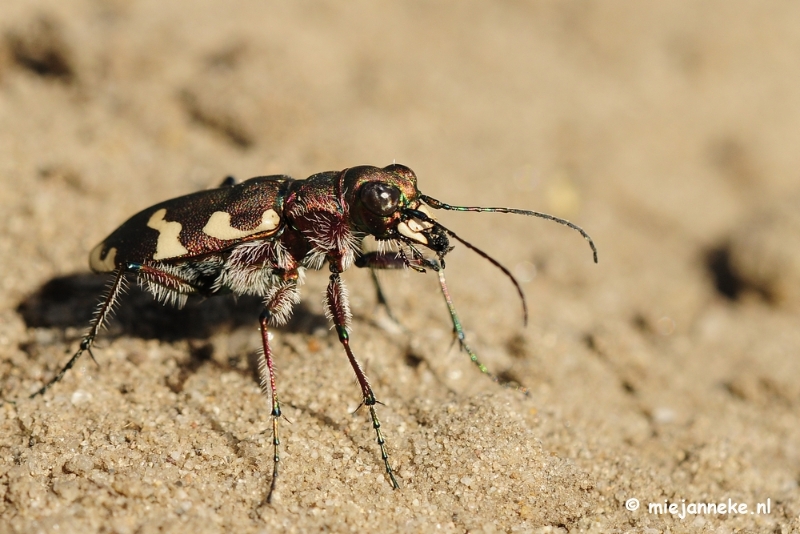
xmin=403 ymin=208 xmax=529 ymax=325
xmin=420 ymin=194 xmax=598 ymax=264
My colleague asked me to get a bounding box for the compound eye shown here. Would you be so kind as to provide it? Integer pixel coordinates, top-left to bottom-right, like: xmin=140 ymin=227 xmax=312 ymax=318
xmin=360 ymin=182 xmax=401 ymax=216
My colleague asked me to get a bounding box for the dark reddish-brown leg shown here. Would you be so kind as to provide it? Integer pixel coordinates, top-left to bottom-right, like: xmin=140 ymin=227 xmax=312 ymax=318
xmin=132 ymin=263 xmax=197 ymax=290
xmin=326 ymin=268 xmax=400 ymax=490
xmin=259 ymin=281 xmax=299 ymax=504
xmin=260 ymin=309 xmax=281 ymax=504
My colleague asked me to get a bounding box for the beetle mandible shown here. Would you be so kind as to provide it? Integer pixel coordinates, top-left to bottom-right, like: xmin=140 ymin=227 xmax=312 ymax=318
xmin=31 ymin=164 xmax=597 ymax=502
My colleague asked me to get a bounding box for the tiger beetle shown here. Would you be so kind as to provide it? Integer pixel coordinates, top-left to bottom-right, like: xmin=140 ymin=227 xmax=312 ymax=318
xmin=30 ymin=164 xmax=597 ymax=502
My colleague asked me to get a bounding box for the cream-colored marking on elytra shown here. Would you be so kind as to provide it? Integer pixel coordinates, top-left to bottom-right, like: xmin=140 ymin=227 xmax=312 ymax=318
xmin=147 ymin=208 xmax=188 ymax=260
xmin=89 ymin=244 xmax=118 ymax=273
xmin=202 ymin=209 xmax=280 ymax=240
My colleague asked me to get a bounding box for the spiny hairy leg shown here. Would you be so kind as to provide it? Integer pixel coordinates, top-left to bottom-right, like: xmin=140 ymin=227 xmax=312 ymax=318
xmin=260 ymin=309 xmax=281 ymax=504
xmin=259 ymin=281 xmax=299 ymax=504
xmin=31 ymin=269 xmax=128 ymax=398
xmin=326 ymin=268 xmax=399 ymax=490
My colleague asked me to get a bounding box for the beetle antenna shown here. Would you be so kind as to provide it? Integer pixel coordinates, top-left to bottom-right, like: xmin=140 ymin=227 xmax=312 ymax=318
xmin=420 ymin=194 xmax=598 ymax=264
xmin=403 ymin=209 xmax=529 ymax=325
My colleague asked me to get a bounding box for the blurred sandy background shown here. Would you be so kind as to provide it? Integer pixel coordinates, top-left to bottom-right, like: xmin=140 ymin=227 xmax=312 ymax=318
xmin=1 ymin=1 xmax=800 ymax=532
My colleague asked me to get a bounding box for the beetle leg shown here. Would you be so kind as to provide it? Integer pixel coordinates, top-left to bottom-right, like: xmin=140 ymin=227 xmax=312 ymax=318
xmin=355 ymin=251 xmax=524 ymax=391
xmin=258 ymin=281 xmax=299 ymax=504
xmin=260 ymin=309 xmax=281 ymax=504
xmin=30 ymin=268 xmax=128 ymax=398
xmin=368 ymin=268 xmax=399 ymax=323
xmin=131 ymin=262 xmax=203 ymax=307
xmin=355 ymin=251 xmax=408 ymax=324
xmin=355 ymin=251 xmax=406 ymax=270
xmin=325 ymin=269 xmax=400 ymax=490
xmin=430 ymin=260 xmax=529 ymax=394
xmin=384 ymin=242 xmax=527 ymax=391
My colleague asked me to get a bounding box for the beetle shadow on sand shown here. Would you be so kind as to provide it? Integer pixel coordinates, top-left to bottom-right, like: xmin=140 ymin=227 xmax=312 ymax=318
xmin=17 ymin=272 xmax=328 ymax=345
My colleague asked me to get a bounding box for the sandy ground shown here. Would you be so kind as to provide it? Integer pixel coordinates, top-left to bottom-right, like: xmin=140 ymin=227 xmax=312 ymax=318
xmin=1 ymin=1 xmax=800 ymax=532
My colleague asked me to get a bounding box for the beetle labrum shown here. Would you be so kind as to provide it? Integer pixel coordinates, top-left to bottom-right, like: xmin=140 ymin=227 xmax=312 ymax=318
xmin=31 ymin=164 xmax=597 ymax=502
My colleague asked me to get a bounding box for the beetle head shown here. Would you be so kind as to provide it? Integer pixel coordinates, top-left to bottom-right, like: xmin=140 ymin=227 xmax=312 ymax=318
xmin=344 ymin=163 xmax=598 ymax=327
xmin=343 ymin=164 xmax=450 ymax=256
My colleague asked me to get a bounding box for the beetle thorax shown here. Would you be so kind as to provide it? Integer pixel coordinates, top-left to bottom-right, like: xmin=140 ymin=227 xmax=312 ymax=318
xmin=284 ymin=188 xmax=361 ymax=272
